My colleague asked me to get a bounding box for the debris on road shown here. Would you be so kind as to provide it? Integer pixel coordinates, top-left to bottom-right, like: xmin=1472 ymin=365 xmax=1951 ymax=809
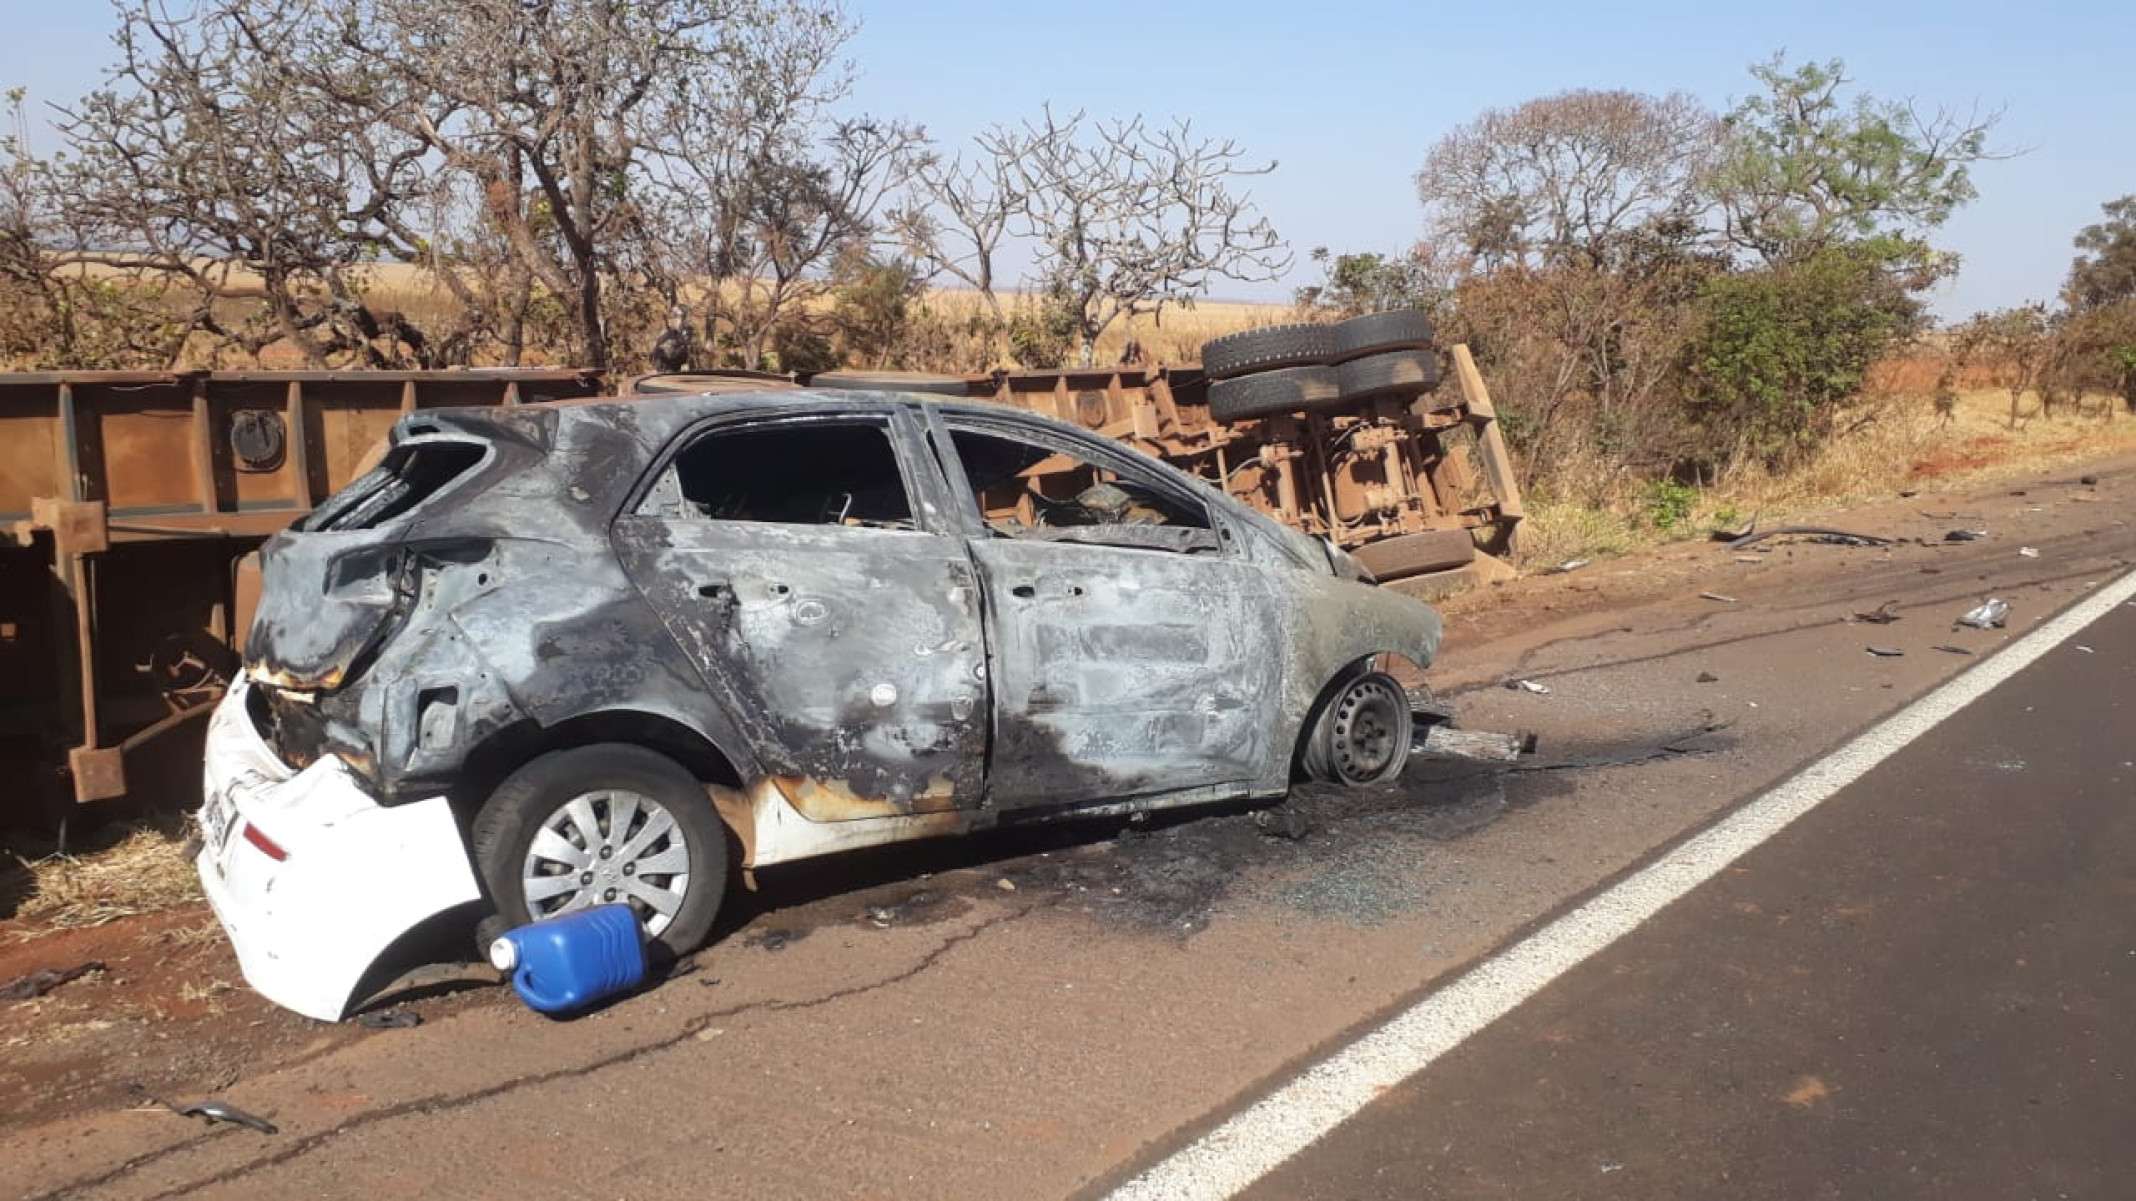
xmin=1696 ymin=671 xmax=1721 ymax=683
xmin=1252 ymin=806 xmax=1313 ymax=840
xmin=0 ymin=960 xmax=104 ymax=1002
xmin=1944 ymin=529 xmax=1987 ymax=542
xmin=1505 ymin=679 xmax=1551 ymax=695
xmin=1547 ymin=557 xmax=1590 ymax=575
xmin=1932 ymin=645 xmax=1974 ymax=655
xmin=131 ymin=1087 xmax=279 ymax=1135
xmin=1698 ymin=592 xmax=1737 ymax=604
xmin=1719 ymin=523 xmax=1892 ymax=549
xmin=1958 ymin=599 xmax=2011 ymax=629
xmin=996 ymin=878 xmax=1018 ymax=892
xmin=353 ymin=1010 xmax=421 ymax=1030
xmin=1415 ymin=725 xmax=1536 ymax=764
xmin=1865 ymin=646 xmax=1904 ymax=657
xmin=1850 ymin=602 xmax=1902 ymax=625
xmin=2076 ymin=645 xmax=2095 ymax=654
xmin=2081 ymin=474 xmax=2099 ymax=486
xmin=2018 ymin=546 xmax=2040 ymax=558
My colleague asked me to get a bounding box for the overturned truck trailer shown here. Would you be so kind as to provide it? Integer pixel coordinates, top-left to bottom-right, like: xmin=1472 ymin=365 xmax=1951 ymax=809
xmin=1 ymin=345 xmax=1520 ymax=813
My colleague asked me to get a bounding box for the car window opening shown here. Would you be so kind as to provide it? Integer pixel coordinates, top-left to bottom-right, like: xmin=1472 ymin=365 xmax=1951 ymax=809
xmin=947 ymin=428 xmax=1215 ymax=552
xmin=306 ymin=440 xmax=485 ymax=532
xmin=672 ymin=422 xmax=915 ymax=529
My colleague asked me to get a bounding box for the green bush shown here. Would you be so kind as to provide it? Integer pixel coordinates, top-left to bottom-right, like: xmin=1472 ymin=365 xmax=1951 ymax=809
xmin=1640 ymin=479 xmax=1698 ymax=531
xmin=1684 ymin=241 xmax=1924 ymax=466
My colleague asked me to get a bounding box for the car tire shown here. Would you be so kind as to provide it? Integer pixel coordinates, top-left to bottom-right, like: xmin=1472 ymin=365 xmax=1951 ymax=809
xmin=1207 ymin=366 xmax=1341 ymax=423
xmin=1335 ymin=349 xmax=1441 ymax=402
xmin=1331 ymin=310 xmax=1434 ymax=362
xmin=1199 ymin=323 xmax=1336 ymax=380
xmin=470 ymin=744 xmax=728 ymax=960
xmin=1300 ymin=670 xmax=1413 ymax=786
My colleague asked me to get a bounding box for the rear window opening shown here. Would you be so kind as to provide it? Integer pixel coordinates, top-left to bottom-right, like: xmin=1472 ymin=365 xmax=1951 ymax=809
xmin=305 ymin=440 xmax=486 ymax=532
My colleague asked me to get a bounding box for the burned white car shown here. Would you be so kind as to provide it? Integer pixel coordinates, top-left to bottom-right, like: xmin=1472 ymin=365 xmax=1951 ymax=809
xmin=197 ymin=391 xmax=1443 ymax=1019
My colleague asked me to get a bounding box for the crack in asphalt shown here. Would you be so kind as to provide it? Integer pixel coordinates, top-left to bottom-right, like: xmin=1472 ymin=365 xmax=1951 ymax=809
xmin=31 ymin=905 xmax=1039 ymax=1201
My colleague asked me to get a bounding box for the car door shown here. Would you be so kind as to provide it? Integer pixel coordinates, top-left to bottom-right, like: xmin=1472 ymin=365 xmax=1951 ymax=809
xmin=610 ymin=407 xmax=989 ymax=816
xmin=927 ymin=409 xmax=1287 ymax=811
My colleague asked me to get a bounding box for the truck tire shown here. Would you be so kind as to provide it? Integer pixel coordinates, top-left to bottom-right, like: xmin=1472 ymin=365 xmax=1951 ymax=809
xmin=1349 ymin=529 xmax=1476 ymax=581
xmin=1336 ymin=349 xmax=1441 ymax=402
xmin=471 ymin=744 xmax=728 ymax=960
xmin=1331 ymin=310 xmax=1434 ymax=362
xmin=806 ymin=370 xmax=972 ymax=396
xmin=1200 ymin=323 xmax=1335 ymax=380
xmin=1207 ymin=366 xmax=1341 ymax=423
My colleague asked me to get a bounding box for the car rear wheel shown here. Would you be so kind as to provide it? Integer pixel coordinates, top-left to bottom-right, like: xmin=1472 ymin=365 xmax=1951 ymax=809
xmin=1302 ymin=671 xmax=1413 ymax=786
xmin=471 ymin=744 xmax=728 ymax=958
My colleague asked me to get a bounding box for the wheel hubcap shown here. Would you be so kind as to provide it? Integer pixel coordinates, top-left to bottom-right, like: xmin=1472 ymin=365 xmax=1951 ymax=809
xmin=1328 ymin=676 xmax=1408 ymax=784
xmin=521 ymin=789 xmax=691 ymax=935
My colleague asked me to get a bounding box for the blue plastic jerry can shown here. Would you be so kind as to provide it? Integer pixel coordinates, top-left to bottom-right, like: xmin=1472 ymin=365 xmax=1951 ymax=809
xmin=488 ymin=904 xmax=647 ymax=1016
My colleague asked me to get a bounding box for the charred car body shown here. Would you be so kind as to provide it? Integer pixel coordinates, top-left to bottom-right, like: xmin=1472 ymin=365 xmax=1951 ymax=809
xmin=197 ymin=390 xmax=1443 ymax=1019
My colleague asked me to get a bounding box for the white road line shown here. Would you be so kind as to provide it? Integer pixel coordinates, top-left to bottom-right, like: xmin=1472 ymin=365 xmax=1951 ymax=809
xmin=1108 ymin=568 xmax=2136 ymax=1201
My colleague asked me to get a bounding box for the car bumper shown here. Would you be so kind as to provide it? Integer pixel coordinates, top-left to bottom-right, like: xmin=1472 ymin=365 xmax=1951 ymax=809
xmin=197 ymin=678 xmax=481 ymax=1022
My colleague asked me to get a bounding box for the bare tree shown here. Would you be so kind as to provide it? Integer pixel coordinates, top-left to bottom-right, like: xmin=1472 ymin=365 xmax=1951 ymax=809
xmin=663 ymin=112 xmax=926 ymax=368
xmin=889 ymin=150 xmax=1019 ymax=321
xmin=309 ymin=0 xmax=854 ymax=370
xmin=987 ymin=107 xmax=1289 ymax=366
xmin=41 ymin=0 xmax=432 ymax=366
xmin=1417 ymin=89 xmax=1717 ymax=271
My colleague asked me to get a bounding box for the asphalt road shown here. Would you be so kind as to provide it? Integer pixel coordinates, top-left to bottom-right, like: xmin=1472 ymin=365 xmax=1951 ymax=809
xmin=1240 ymin=589 xmax=2136 ymax=1200
xmin=6 ymin=462 xmax=2134 ymax=1201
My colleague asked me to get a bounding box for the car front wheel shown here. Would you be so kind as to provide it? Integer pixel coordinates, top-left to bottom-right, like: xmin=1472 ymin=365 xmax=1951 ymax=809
xmin=470 ymin=743 xmax=728 ymax=957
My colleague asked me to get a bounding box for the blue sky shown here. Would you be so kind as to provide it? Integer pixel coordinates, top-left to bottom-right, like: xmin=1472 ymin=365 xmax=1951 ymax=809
xmin=6 ymin=0 xmax=2129 ymax=318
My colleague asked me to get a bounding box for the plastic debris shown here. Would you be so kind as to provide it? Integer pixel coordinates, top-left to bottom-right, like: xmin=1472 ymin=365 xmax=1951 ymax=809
xmin=1931 ymin=644 xmax=1974 ymax=655
xmin=1958 ymin=598 xmax=2010 ymax=629
xmin=0 ymin=960 xmax=103 ymax=1002
xmin=1944 ymin=529 xmax=1987 ymax=542
xmin=1698 ymin=592 xmax=1737 ymax=604
xmin=2076 ymin=645 xmax=2095 ymax=654
xmin=1505 ymin=678 xmax=1551 ymax=695
xmin=2018 ymin=546 xmax=2040 ymax=558
xmin=130 ymin=1086 xmax=279 ymax=1135
xmin=1548 ymin=557 xmax=1590 ymax=574
xmin=996 ymin=878 xmax=1018 ymax=892
xmin=1866 ymin=646 xmax=1904 ymax=657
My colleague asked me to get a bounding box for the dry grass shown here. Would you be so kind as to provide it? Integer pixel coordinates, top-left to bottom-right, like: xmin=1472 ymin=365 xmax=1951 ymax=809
xmin=1514 ymin=387 xmax=2136 ymax=569
xmin=7 ymin=823 xmax=201 ymax=938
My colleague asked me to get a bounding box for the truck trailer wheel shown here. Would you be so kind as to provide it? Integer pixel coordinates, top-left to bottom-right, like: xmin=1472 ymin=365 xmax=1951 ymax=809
xmin=1332 ymin=310 xmax=1435 ymax=361
xmin=1207 ymin=365 xmax=1341 ymax=423
xmin=1199 ymin=323 xmax=1336 ymax=380
xmin=1335 ymin=349 xmax=1442 ymax=402
xmin=471 ymin=744 xmax=728 ymax=959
